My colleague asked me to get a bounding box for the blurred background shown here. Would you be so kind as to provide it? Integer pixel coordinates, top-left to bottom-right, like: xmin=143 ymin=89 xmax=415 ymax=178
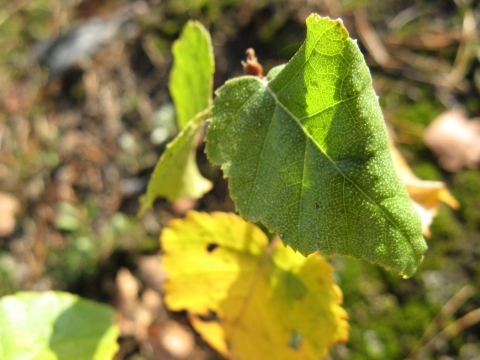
xmin=0 ymin=0 xmax=479 ymax=359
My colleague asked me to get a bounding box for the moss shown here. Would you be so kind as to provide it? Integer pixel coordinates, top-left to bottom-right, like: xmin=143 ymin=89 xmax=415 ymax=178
xmin=424 ymin=206 xmax=465 ymax=270
xmin=410 ymin=162 xmax=442 ymax=181
xmin=395 ymin=97 xmax=444 ymax=126
xmin=453 ymin=170 xmax=480 ymax=231
xmin=332 ymin=257 xmax=439 ymax=360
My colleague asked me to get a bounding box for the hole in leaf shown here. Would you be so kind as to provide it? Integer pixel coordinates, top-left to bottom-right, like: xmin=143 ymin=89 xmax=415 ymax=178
xmin=198 ymin=309 xmax=219 ymax=322
xmin=288 ymin=329 xmax=303 ymax=350
xmin=315 ymin=203 xmax=320 ymax=209
xmin=206 ymin=243 xmax=219 ymax=252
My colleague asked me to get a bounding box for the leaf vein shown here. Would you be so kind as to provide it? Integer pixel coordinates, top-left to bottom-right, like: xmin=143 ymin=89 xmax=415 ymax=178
xmin=217 ymin=79 xmax=264 ymax=162
xmin=298 ymin=94 xmax=361 ymax=122
xmin=273 ymin=22 xmax=343 ymax=96
xmin=245 ymin=99 xmax=278 ymax=216
xmin=298 ymin=138 xmax=308 ymax=246
xmin=265 ymin=85 xmax=400 ymax=234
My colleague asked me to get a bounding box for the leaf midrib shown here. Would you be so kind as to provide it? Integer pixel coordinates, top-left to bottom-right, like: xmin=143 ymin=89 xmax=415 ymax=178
xmin=264 ymin=83 xmax=404 ymax=243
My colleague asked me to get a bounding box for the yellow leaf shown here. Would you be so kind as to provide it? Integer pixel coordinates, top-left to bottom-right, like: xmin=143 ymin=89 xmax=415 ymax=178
xmin=161 ymin=211 xmax=348 ymax=359
xmin=389 ymin=135 xmax=459 ymax=237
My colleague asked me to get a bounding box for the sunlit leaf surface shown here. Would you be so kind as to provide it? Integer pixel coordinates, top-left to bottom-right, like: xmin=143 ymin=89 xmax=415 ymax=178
xmin=140 ymin=21 xmax=213 ymax=211
xmin=206 ymin=14 xmax=426 ymax=277
xmin=0 ymin=291 xmax=119 ymax=360
xmin=161 ymin=211 xmax=348 ymax=359
xmin=170 ymin=20 xmax=214 ymax=129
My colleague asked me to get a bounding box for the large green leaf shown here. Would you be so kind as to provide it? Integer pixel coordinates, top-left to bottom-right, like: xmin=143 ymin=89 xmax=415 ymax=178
xmin=0 ymin=291 xmax=119 ymax=360
xmin=140 ymin=21 xmax=213 ymax=211
xmin=206 ymin=14 xmax=426 ymax=277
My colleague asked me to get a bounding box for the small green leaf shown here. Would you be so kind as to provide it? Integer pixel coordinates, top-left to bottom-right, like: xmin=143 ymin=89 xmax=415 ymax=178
xmin=140 ymin=21 xmax=213 ymax=211
xmin=0 ymin=291 xmax=119 ymax=360
xmin=54 ymin=202 xmax=82 ymax=232
xmin=170 ymin=20 xmax=214 ymax=129
xmin=139 ymin=113 xmax=212 ymax=214
xmin=206 ymin=14 xmax=426 ymax=277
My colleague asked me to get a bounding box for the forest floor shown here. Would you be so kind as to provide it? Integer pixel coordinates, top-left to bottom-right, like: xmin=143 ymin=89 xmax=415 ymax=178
xmin=1 ymin=0 xmax=480 ymax=359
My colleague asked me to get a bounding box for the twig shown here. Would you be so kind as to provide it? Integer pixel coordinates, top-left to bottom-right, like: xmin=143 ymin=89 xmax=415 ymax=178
xmin=412 ymin=307 xmax=480 ymax=359
xmin=443 ymin=8 xmax=477 ymax=90
xmin=354 ymin=8 xmax=400 ymax=70
xmin=388 ymin=5 xmax=420 ymax=31
xmin=406 ymin=285 xmax=475 ymax=359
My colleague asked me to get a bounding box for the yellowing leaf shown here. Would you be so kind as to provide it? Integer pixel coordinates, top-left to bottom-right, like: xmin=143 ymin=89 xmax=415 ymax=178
xmin=389 ymin=135 xmax=459 ymax=237
xmin=161 ymin=211 xmax=348 ymax=359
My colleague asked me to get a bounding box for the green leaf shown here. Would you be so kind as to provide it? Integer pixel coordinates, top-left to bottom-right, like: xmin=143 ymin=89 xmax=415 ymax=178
xmin=139 ymin=112 xmax=212 ymax=214
xmin=206 ymin=14 xmax=426 ymax=277
xmin=0 ymin=291 xmax=119 ymax=360
xmin=140 ymin=21 xmax=213 ymax=212
xmin=170 ymin=20 xmax=214 ymax=129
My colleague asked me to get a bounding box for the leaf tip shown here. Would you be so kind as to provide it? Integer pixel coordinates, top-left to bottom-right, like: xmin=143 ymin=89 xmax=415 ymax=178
xmin=400 ymin=254 xmax=425 ymax=279
xmin=137 ymin=194 xmax=152 ymax=218
xmin=307 ymin=13 xmax=349 ymax=40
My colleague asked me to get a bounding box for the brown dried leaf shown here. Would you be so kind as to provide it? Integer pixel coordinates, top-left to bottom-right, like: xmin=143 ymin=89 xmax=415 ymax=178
xmin=389 ymin=136 xmax=459 ymax=237
xmin=424 ymin=110 xmax=480 ymax=171
xmin=116 ymin=267 xmax=139 ymax=307
xmin=116 ymin=267 xmax=139 ymax=337
xmin=158 ymin=320 xmax=194 ymax=359
xmin=0 ymin=192 xmax=20 ymax=237
xmin=116 ymin=267 xmax=166 ymax=344
xmin=137 ymin=255 xmax=166 ymax=294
